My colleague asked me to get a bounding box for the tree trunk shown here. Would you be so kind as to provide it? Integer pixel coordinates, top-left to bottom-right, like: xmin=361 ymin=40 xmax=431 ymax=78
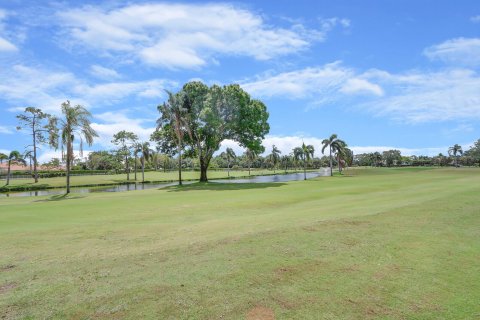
xmin=200 ymin=157 xmax=208 ymax=182
xmin=6 ymin=160 xmax=11 ymax=185
xmin=134 ymin=154 xmax=137 ymax=180
xmin=142 ymin=157 xmax=145 ymax=183
xmin=227 ymin=159 xmax=230 ymax=177
xmin=126 ymin=155 xmax=130 ymax=180
xmin=329 ymin=147 xmax=333 ymax=176
xmin=177 ymin=145 xmax=182 ymax=186
xmin=303 ymin=160 xmax=307 ymax=180
xmin=66 ymin=141 xmax=71 ymax=194
xmin=338 ymin=155 xmax=342 ymax=174
xmin=32 ymin=123 xmax=38 ymax=183
xmin=248 ymin=162 xmax=251 ymax=176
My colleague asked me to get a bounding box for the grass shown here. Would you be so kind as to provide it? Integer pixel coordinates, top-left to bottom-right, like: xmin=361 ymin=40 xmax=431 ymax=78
xmin=0 ymin=167 xmax=479 ymax=319
xmin=0 ymin=169 xmax=306 ymax=192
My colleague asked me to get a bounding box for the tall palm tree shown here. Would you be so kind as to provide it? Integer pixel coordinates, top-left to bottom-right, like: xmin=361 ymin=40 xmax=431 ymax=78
xmin=294 ymin=143 xmax=314 ymax=180
xmin=222 ymin=147 xmax=236 ymax=177
xmin=448 ymin=144 xmax=463 ymax=167
xmin=281 ymin=155 xmax=290 ymax=173
xmin=269 ymin=145 xmax=281 ymax=173
xmin=245 ymin=147 xmax=257 ymax=176
xmin=5 ymin=151 xmax=26 ymax=186
xmin=56 ymin=101 xmax=98 ymax=194
xmin=158 ymin=91 xmax=190 ymax=185
xmin=322 ymin=134 xmax=346 ymax=176
xmin=139 ymin=141 xmax=153 ymax=182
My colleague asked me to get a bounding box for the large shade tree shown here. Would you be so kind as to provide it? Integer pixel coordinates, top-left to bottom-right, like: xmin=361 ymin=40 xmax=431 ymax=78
xmin=154 ymin=81 xmax=269 ymax=182
xmin=448 ymin=144 xmax=463 ymax=167
xmin=322 ymin=134 xmax=346 ymax=176
xmin=5 ymin=151 xmax=26 ymax=186
xmin=112 ymin=131 xmax=138 ymax=181
xmin=52 ymin=101 xmax=98 ymax=194
xmin=16 ymin=107 xmax=57 ymax=183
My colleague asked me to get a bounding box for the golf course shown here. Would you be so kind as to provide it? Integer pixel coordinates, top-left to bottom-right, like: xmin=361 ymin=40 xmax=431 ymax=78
xmin=1 ymin=167 xmax=479 ymax=319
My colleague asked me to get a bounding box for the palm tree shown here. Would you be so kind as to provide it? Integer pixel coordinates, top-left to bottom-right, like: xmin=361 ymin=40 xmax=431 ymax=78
xmin=322 ymin=134 xmax=346 ymax=176
xmin=139 ymin=142 xmax=153 ymax=182
xmin=337 ymin=147 xmax=353 ymax=173
xmin=245 ymin=147 xmax=257 ymax=176
xmin=269 ymin=145 xmax=281 ymax=173
xmin=222 ymin=147 xmax=236 ymax=177
xmin=56 ymin=101 xmax=98 ymax=194
xmin=294 ymin=143 xmax=314 ymax=180
xmin=5 ymin=151 xmax=26 ymax=186
xmin=158 ymin=91 xmax=190 ymax=185
xmin=448 ymin=144 xmax=463 ymax=167
xmin=281 ymin=155 xmax=290 ymax=173
xmin=112 ymin=131 xmax=138 ymax=181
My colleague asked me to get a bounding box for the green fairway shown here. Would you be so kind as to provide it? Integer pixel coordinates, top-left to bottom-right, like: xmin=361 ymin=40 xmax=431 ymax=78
xmin=1 ymin=167 xmax=479 ymax=319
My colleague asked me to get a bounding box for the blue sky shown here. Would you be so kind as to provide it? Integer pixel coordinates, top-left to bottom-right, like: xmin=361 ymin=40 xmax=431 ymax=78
xmin=0 ymin=0 xmax=479 ymax=162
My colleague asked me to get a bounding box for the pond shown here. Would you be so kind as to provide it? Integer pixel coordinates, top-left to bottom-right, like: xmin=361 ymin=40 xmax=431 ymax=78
xmin=0 ymin=169 xmax=330 ymax=198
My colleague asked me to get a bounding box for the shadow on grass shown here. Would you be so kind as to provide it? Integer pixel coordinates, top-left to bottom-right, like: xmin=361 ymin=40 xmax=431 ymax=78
xmin=34 ymin=194 xmax=86 ymax=202
xmin=164 ymin=182 xmax=287 ymax=192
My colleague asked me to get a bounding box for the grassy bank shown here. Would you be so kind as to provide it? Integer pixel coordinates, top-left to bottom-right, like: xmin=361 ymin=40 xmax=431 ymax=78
xmin=1 ymin=167 xmax=479 ymax=319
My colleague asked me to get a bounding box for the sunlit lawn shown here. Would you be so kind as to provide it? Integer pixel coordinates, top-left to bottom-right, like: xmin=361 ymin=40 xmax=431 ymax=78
xmin=1 ymin=167 xmax=479 ymax=319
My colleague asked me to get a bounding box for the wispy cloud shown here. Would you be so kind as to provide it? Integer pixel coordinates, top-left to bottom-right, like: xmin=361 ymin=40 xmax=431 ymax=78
xmin=0 ymin=9 xmax=18 ymax=52
xmin=89 ymin=65 xmax=121 ymax=80
xmin=0 ymin=64 xmax=175 ymax=113
xmin=470 ymin=15 xmax=480 ymax=23
xmin=424 ymin=37 xmax=480 ymax=66
xmin=241 ymin=62 xmax=382 ymax=101
xmin=57 ymin=3 xmax=346 ymax=69
xmin=0 ymin=125 xmax=14 ymax=134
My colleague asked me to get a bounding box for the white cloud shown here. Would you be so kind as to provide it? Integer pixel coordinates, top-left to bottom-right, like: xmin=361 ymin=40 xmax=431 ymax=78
xmin=0 ymin=64 xmax=174 ymax=113
xmin=241 ymin=62 xmax=383 ymax=100
xmin=340 ymin=78 xmax=384 ymax=96
xmin=471 ymin=15 xmax=480 ymax=23
xmin=362 ymin=68 xmax=480 ymax=123
xmin=0 ymin=9 xmax=17 ymax=52
xmin=57 ymin=3 xmax=344 ymax=69
xmin=91 ymin=111 xmax=155 ymax=148
xmin=424 ymin=37 xmax=480 ymax=66
xmin=0 ymin=125 xmax=14 ymax=134
xmin=89 ymin=65 xmax=121 ymax=80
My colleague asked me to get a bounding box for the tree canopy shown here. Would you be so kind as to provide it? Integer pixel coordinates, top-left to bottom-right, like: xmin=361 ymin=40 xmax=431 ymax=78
xmin=153 ymin=81 xmax=269 ymax=182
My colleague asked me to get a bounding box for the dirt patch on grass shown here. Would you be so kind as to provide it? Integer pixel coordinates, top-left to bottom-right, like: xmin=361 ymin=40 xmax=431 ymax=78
xmin=246 ymin=306 xmax=275 ymax=320
xmin=0 ymin=264 xmax=15 ymax=272
xmin=0 ymin=282 xmax=17 ymax=294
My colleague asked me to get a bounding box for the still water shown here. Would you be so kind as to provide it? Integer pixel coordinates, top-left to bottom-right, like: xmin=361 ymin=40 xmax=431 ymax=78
xmin=1 ymin=169 xmax=330 ymax=198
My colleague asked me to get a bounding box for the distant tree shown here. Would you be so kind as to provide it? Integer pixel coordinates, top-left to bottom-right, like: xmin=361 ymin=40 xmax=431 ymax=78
xmin=382 ymin=150 xmax=402 ymax=167
xmin=42 ymin=157 xmax=61 ymax=170
xmin=448 ymin=144 xmax=463 ymax=167
xmin=294 ymin=143 xmax=314 ymax=180
xmin=281 ymin=155 xmax=291 ymax=173
xmin=16 ymin=107 xmax=57 ymax=183
xmin=52 ymin=101 xmax=98 ymax=194
xmin=464 ymin=139 xmax=480 ymax=166
xmin=269 ymin=145 xmax=281 ymax=173
xmin=322 ymin=134 xmax=346 ymax=176
xmin=221 ymin=147 xmax=236 ymax=177
xmin=112 ymin=130 xmax=138 ymax=181
xmin=245 ymin=147 xmax=259 ymax=176
xmin=5 ymin=151 xmax=27 ymax=186
xmin=138 ymin=142 xmax=153 ymax=182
